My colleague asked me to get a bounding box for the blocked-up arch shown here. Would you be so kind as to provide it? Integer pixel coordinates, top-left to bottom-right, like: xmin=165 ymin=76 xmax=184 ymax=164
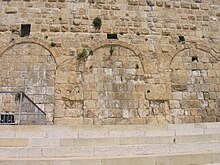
xmin=91 ymin=41 xmax=145 ymax=72
xmin=170 ymin=47 xmax=220 ymax=123
xmin=0 ymin=41 xmax=57 ymax=122
xmin=82 ymin=44 xmax=147 ymax=124
xmin=0 ymin=38 xmax=59 ymax=65
xmin=170 ymin=42 xmax=219 ymax=66
xmin=91 ymin=40 xmax=142 ymax=57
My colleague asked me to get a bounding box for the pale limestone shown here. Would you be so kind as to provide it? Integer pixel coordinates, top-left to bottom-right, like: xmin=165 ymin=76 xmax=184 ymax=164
xmin=0 ymin=124 xmax=219 ymax=164
xmin=0 ymin=0 xmax=219 ymax=125
xmin=0 ymin=138 xmax=28 ymax=147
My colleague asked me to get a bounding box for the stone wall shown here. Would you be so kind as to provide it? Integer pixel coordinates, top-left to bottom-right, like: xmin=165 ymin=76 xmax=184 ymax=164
xmin=0 ymin=44 xmax=56 ymax=119
xmin=0 ymin=0 xmax=220 ymax=124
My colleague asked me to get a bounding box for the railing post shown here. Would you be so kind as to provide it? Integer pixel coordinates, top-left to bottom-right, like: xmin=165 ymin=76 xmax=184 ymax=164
xmin=0 ymin=91 xmax=46 ymax=125
xmin=18 ymin=92 xmax=22 ymax=125
xmin=44 ymin=113 xmax=47 ymax=125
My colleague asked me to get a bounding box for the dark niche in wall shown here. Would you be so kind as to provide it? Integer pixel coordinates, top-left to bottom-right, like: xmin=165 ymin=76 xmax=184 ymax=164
xmin=107 ymin=34 xmax=118 ymax=40
xmin=20 ymin=24 xmax=31 ymax=37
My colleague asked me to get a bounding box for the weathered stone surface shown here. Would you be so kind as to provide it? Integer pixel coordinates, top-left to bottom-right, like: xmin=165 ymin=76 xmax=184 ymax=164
xmin=0 ymin=0 xmax=219 ymax=125
xmin=146 ymin=0 xmax=154 ymax=6
xmin=5 ymin=7 xmax=17 ymax=14
xmin=0 ymin=26 xmax=8 ymax=32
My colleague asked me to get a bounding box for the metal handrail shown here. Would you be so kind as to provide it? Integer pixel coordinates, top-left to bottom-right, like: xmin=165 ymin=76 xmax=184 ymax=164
xmin=21 ymin=92 xmax=46 ymax=116
xmin=0 ymin=91 xmax=46 ymax=125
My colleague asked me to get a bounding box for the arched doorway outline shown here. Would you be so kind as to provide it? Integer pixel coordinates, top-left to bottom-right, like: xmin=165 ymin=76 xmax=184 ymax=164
xmin=0 ymin=38 xmax=59 ymax=67
xmin=0 ymin=38 xmax=58 ymax=122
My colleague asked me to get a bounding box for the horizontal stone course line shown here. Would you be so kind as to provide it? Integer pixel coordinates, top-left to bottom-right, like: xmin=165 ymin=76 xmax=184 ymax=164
xmin=59 ymin=136 xmax=175 ymax=147
xmin=0 ymin=142 xmax=220 ymax=158
xmin=204 ymin=128 xmax=220 ymax=135
xmin=195 ymin=123 xmax=220 ymax=129
xmin=0 ymin=138 xmax=28 ymax=147
xmin=79 ymin=131 xmax=110 ymax=138
xmin=93 ymin=144 xmax=171 ymax=157
xmin=0 ymin=124 xmax=169 ymax=132
xmin=168 ymin=123 xmax=197 ymax=130
xmin=0 ymin=151 xmax=219 ymax=160
xmin=0 ymin=131 xmax=15 ymax=138
xmin=0 ymin=124 xmax=220 ymax=140
xmin=170 ymin=142 xmax=220 ymax=153
xmin=59 ymin=134 xmax=220 ymax=147
xmin=175 ymin=128 xmax=204 ymax=136
xmin=0 ymin=152 xmax=219 ymax=165
xmin=41 ymin=146 xmax=95 ymax=157
xmin=1 ymin=134 xmax=219 ymax=148
xmin=0 ymin=148 xmax=42 ymax=158
xmin=28 ymin=138 xmax=60 ymax=147
xmin=7 ymin=123 xmax=220 ymax=129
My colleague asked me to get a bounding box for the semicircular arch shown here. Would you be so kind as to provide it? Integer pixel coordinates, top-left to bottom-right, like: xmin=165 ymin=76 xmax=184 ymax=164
xmin=170 ymin=42 xmax=219 ymax=66
xmin=0 ymin=41 xmax=57 ymax=122
xmin=91 ymin=40 xmax=142 ymax=57
xmin=0 ymin=38 xmax=59 ymax=66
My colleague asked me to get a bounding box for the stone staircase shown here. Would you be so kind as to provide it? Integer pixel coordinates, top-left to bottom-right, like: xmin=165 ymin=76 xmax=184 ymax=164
xmin=0 ymin=123 xmax=220 ymax=165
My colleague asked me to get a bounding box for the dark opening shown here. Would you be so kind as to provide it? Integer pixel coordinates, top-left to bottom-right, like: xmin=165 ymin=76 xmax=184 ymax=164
xmin=179 ymin=36 xmax=185 ymax=43
xmin=192 ymin=56 xmax=198 ymax=62
xmin=107 ymin=34 xmax=118 ymax=40
xmin=0 ymin=114 xmax=15 ymax=124
xmin=147 ymin=90 xmax=150 ymax=93
xmin=20 ymin=24 xmax=31 ymax=37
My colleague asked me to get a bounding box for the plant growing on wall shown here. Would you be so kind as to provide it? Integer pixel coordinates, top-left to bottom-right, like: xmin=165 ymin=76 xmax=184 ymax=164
xmin=110 ymin=46 xmax=115 ymax=56
xmin=50 ymin=42 xmax=56 ymax=47
xmin=77 ymin=48 xmax=89 ymax=61
xmin=89 ymin=50 xmax=93 ymax=56
xmin=15 ymin=93 xmax=23 ymax=102
xmin=93 ymin=17 xmax=102 ymax=30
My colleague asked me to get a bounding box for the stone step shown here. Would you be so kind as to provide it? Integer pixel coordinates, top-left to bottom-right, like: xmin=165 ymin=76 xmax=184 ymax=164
xmin=0 ymin=134 xmax=220 ymax=148
xmin=0 ymin=123 xmax=220 ymax=139
xmin=0 ymin=141 xmax=220 ymax=158
xmin=59 ymin=134 xmax=220 ymax=147
xmin=0 ymin=122 xmax=219 ymax=164
xmin=0 ymin=152 xmax=219 ymax=165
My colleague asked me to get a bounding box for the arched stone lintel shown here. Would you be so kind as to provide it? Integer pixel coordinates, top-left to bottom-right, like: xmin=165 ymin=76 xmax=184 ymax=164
xmin=0 ymin=37 xmax=59 ymax=66
xmin=91 ymin=40 xmax=142 ymax=56
xmin=90 ymin=40 xmax=147 ymax=73
xmin=170 ymin=42 xmax=220 ymax=65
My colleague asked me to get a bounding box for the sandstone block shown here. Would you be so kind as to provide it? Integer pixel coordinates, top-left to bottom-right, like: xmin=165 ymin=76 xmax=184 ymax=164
xmin=165 ymin=1 xmax=171 ymax=8
xmin=0 ymin=26 xmax=8 ymax=32
xmin=181 ymin=3 xmax=190 ymax=8
xmin=203 ymin=116 xmax=217 ymax=122
xmin=191 ymin=3 xmax=200 ymax=9
xmin=50 ymin=25 xmax=60 ymax=32
xmin=171 ymin=109 xmax=184 ymax=116
xmin=5 ymin=7 xmax=17 ymax=14
xmin=169 ymin=100 xmax=181 ymax=109
xmin=187 ymin=100 xmax=199 ymax=108
xmin=146 ymin=0 xmax=154 ymax=6
xmin=0 ymin=138 xmax=28 ymax=147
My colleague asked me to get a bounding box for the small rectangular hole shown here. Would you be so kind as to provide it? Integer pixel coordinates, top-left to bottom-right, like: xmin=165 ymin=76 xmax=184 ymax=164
xmin=107 ymin=34 xmax=118 ymax=40
xmin=192 ymin=56 xmax=198 ymax=62
xmin=21 ymin=24 xmax=31 ymax=37
xmin=179 ymin=36 xmax=185 ymax=43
